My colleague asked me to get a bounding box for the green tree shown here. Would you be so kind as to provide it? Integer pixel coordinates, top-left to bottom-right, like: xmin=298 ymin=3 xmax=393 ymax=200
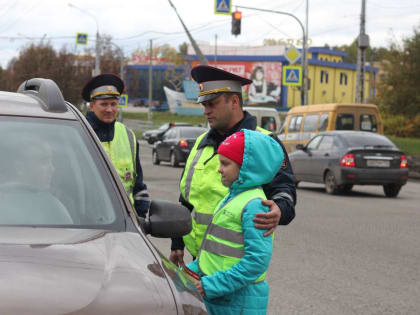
xmin=376 ymin=24 xmax=420 ymax=118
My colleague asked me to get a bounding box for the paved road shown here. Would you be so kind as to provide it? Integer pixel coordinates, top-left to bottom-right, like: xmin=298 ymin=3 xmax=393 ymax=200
xmin=139 ymin=141 xmax=420 ymax=315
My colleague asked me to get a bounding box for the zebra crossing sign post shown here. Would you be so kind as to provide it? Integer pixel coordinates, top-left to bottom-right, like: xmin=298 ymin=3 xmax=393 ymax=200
xmin=283 ymin=65 xmax=302 ymax=86
xmin=214 ymin=0 xmax=231 ymax=15
xmin=118 ymin=94 xmax=128 ymax=107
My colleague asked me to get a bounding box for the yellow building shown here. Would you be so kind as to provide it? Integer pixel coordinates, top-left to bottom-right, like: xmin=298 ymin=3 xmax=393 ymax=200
xmin=185 ymin=45 xmax=377 ymax=110
xmin=287 ymin=47 xmax=376 ymax=107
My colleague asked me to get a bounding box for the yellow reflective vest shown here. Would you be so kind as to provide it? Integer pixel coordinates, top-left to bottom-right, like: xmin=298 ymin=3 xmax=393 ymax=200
xmin=101 ymin=122 xmax=136 ymax=204
xmin=198 ymin=187 xmax=271 ymax=283
xmin=180 ymin=127 xmax=271 ymax=257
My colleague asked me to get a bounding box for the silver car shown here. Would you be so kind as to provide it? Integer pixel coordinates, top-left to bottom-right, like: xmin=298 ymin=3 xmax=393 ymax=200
xmin=0 ymin=78 xmax=206 ymax=314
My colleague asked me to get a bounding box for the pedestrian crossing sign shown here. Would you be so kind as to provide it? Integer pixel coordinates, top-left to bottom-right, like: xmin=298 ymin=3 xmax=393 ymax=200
xmin=119 ymin=94 xmax=128 ymax=107
xmin=214 ymin=0 xmax=231 ymax=15
xmin=76 ymin=33 xmax=88 ymax=45
xmin=283 ymin=66 xmax=302 ymax=86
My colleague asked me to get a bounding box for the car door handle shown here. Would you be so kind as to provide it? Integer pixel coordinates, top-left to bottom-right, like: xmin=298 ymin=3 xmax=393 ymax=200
xmin=324 ymin=153 xmax=329 ymax=156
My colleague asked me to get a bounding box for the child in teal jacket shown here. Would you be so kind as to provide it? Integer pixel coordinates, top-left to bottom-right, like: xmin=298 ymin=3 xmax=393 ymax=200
xmin=187 ymin=129 xmax=284 ymax=315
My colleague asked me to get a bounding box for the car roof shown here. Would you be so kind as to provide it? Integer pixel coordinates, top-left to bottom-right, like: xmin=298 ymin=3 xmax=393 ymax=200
xmin=0 ymin=79 xmax=77 ymax=120
xmin=171 ymin=126 xmax=206 ymax=130
xmin=287 ymin=103 xmax=379 ymax=114
xmin=317 ymin=130 xmax=386 ymax=137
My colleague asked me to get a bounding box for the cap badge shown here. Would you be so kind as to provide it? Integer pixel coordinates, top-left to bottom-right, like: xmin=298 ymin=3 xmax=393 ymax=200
xmin=106 ymin=86 xmax=113 ymax=91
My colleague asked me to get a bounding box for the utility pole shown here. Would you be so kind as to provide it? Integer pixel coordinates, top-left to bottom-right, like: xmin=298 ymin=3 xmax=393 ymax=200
xmin=167 ymin=0 xmax=208 ymax=65
xmin=94 ymin=31 xmax=101 ymax=76
xmin=68 ymin=3 xmax=101 ymax=76
xmin=355 ymin=0 xmax=369 ymax=103
xmin=148 ymin=39 xmax=153 ymax=121
xmin=304 ymin=0 xmax=309 ymax=105
xmin=214 ymin=34 xmax=218 ymax=67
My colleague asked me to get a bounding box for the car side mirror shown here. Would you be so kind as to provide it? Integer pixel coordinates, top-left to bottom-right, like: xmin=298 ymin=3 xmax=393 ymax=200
xmin=142 ymin=200 xmax=192 ymax=238
xmin=296 ymin=143 xmax=305 ymax=150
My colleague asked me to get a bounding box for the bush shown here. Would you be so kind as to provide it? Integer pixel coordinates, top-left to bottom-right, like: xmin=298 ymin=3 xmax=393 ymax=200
xmin=382 ymin=113 xmax=420 ymax=137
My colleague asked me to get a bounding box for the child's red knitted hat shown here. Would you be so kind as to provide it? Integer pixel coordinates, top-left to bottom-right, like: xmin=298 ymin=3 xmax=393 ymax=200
xmin=217 ymin=131 xmax=245 ymax=165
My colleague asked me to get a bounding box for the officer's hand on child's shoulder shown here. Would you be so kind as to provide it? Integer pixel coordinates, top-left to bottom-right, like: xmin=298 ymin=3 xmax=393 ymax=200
xmin=253 ymin=200 xmax=281 ymax=236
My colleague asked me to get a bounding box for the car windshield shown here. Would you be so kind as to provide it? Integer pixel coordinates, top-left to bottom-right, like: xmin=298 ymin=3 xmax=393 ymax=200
xmin=180 ymin=128 xmax=206 ymax=138
xmin=158 ymin=123 xmax=170 ymax=130
xmin=0 ymin=117 xmax=124 ymax=227
xmin=343 ymin=133 xmax=395 ymax=148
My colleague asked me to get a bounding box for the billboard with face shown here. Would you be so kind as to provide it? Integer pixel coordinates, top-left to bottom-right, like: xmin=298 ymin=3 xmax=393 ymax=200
xmin=192 ymin=61 xmax=283 ymax=105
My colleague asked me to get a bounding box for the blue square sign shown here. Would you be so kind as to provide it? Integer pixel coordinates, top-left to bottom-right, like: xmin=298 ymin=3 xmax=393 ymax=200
xmin=215 ymin=0 xmax=231 ymax=15
xmin=282 ymin=66 xmax=302 ymax=86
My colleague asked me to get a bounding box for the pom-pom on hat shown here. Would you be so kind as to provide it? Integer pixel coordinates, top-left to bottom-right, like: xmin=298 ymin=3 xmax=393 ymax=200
xmin=217 ymin=131 xmax=245 ymax=165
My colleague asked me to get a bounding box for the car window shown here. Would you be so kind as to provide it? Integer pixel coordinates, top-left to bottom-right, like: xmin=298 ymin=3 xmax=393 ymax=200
xmin=164 ymin=129 xmax=176 ymax=139
xmin=336 ymin=114 xmax=354 ymax=130
xmin=288 ymin=115 xmax=303 ymax=132
xmin=318 ymin=113 xmax=329 ymax=131
xmin=303 ymin=114 xmax=318 ymax=132
xmin=306 ymin=135 xmax=323 ymax=150
xmin=360 ymin=114 xmax=378 ymax=132
xmin=343 ymin=133 xmax=395 ymax=148
xmin=180 ymin=128 xmax=206 ymax=138
xmin=261 ymin=116 xmax=277 ymax=132
xmin=317 ymin=135 xmax=334 ymax=150
xmin=0 ymin=117 xmax=123 ymax=227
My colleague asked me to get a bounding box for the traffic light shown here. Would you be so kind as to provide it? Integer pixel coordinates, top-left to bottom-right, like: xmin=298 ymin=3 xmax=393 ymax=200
xmin=231 ymin=11 xmax=242 ymax=36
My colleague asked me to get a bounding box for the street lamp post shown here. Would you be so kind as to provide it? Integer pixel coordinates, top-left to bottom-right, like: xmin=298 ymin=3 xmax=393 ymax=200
xmin=68 ymin=3 xmax=101 ymax=76
xmin=236 ymin=5 xmax=308 ymax=105
xmin=107 ymin=42 xmax=125 ymax=80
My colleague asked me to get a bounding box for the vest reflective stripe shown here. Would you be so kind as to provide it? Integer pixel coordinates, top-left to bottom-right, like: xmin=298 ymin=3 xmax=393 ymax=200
xmin=209 ymin=224 xmax=243 ymax=244
xmin=192 ymin=210 xmax=213 ymax=226
xmin=101 ymin=122 xmax=136 ymax=204
xmin=198 ymin=188 xmax=271 ymax=283
xmin=184 ymin=148 xmax=204 ymax=200
xmin=125 ymin=125 xmax=136 ymax=172
xmin=180 ymin=127 xmax=272 ymax=257
xmin=201 ymin=239 xmax=244 ymax=259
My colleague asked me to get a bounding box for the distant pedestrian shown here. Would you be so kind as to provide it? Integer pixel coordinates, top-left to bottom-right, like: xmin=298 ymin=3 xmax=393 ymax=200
xmin=187 ymin=129 xmax=284 ymax=315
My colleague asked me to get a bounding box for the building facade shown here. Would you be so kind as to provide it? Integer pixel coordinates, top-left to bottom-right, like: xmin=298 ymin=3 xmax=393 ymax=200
xmin=186 ymin=46 xmax=377 ymax=109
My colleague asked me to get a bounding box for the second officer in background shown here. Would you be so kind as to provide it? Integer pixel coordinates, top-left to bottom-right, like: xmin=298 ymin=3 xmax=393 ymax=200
xmin=82 ymin=73 xmax=150 ymax=217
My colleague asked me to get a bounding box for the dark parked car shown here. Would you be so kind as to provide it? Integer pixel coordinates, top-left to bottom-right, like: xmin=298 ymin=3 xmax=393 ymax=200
xmin=289 ymin=131 xmax=409 ymax=197
xmin=0 ymin=78 xmax=206 ymax=314
xmin=143 ymin=122 xmax=193 ymax=144
xmin=153 ymin=126 xmax=207 ymax=167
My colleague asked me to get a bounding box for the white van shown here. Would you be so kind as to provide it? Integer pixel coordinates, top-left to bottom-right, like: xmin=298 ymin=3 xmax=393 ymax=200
xmin=244 ymin=106 xmax=282 ymax=134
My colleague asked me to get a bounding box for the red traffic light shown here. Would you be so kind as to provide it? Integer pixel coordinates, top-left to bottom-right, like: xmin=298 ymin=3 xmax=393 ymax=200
xmin=233 ymin=11 xmax=242 ymax=20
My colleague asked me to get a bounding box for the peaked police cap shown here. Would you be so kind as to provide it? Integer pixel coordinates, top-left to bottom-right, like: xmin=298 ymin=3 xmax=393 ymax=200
xmin=82 ymin=73 xmax=124 ymax=102
xmin=191 ymin=65 xmax=252 ymax=103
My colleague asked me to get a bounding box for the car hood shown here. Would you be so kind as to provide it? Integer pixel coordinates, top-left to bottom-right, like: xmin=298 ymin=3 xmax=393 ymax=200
xmin=0 ymin=227 xmax=204 ymax=315
xmin=144 ymin=129 xmax=162 ymax=136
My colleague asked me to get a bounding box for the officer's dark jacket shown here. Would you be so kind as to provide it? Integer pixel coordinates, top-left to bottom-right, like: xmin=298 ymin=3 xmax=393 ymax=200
xmin=172 ymin=111 xmax=296 ymax=250
xmin=86 ymin=111 xmax=150 ymax=217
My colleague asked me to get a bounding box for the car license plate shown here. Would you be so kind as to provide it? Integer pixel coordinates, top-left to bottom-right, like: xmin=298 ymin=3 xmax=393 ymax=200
xmin=366 ymin=160 xmax=390 ymax=168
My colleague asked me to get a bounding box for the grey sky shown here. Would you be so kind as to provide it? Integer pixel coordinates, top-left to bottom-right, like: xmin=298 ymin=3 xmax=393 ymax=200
xmin=0 ymin=0 xmax=419 ymax=67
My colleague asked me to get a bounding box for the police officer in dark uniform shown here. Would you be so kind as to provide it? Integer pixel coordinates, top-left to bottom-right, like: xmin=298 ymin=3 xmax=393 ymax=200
xmin=170 ymin=65 xmax=296 ymax=265
xmin=82 ymin=73 xmax=150 ymax=217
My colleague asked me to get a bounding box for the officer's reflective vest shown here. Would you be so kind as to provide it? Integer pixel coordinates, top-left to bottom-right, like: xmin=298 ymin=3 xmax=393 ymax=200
xmin=101 ymin=122 xmax=136 ymax=204
xmin=180 ymin=127 xmax=271 ymax=257
xmin=198 ymin=187 xmax=271 ymax=283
